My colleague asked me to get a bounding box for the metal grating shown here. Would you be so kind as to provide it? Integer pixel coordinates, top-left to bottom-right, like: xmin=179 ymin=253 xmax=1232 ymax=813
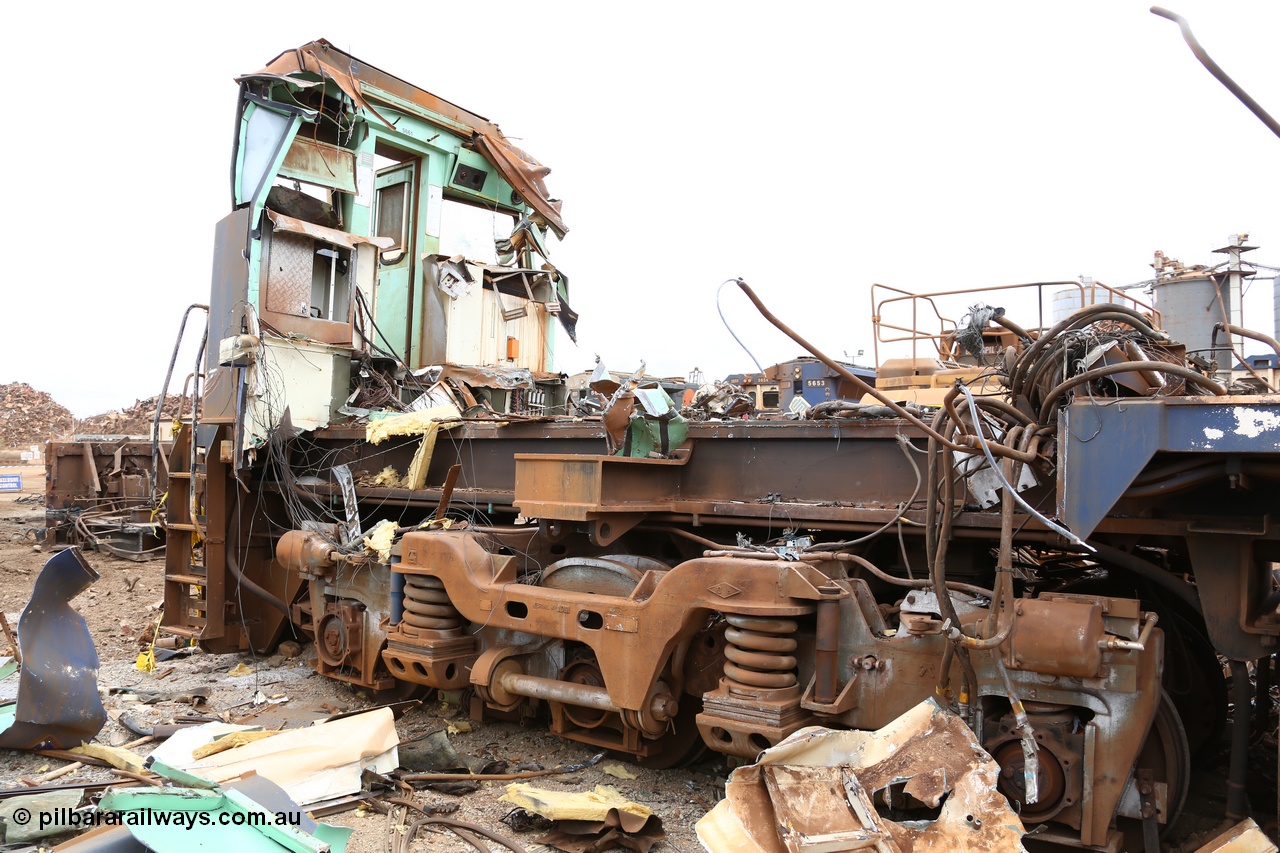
xmin=265 ymin=231 xmax=315 ymax=317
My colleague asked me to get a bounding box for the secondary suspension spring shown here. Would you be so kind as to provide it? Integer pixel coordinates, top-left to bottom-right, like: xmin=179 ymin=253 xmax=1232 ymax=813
xmin=723 ymin=614 xmax=799 ymax=693
xmin=402 ymin=575 xmax=463 ymax=634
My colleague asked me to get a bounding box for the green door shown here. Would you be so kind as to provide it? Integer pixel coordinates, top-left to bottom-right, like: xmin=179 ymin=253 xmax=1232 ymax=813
xmin=373 ymin=162 xmax=417 ymax=362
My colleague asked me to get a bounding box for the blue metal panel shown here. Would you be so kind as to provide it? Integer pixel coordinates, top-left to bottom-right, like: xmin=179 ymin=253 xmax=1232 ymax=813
xmin=1058 ymin=396 xmax=1280 ymax=539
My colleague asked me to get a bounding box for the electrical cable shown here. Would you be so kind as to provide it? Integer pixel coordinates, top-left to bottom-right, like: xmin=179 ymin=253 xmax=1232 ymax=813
xmin=716 ymin=278 xmax=764 ymax=374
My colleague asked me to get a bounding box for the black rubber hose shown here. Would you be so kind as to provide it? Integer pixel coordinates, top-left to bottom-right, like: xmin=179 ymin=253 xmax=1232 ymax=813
xmin=1084 ymin=542 xmax=1201 ymax=613
xmin=1011 ymin=304 xmax=1165 ymax=397
xmin=1037 ymin=361 xmax=1226 ymax=422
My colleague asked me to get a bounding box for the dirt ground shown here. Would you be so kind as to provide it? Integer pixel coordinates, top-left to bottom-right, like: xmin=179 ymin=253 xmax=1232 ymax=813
xmin=0 ymin=469 xmax=722 ymax=852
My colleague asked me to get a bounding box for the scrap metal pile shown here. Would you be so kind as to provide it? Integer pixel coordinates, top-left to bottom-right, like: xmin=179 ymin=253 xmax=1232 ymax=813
xmin=71 ymin=394 xmax=186 ymax=437
xmin=0 ymin=382 xmax=72 ymax=449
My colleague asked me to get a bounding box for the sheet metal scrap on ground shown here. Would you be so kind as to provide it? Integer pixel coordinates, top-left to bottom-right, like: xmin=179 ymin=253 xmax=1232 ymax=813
xmin=4 ymin=9 xmax=1280 ymax=853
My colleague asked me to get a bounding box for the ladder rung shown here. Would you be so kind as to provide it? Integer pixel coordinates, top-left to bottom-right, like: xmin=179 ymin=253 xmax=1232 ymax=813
xmin=167 ymin=522 xmax=198 ymax=531
xmin=167 ymin=573 xmax=207 ymax=585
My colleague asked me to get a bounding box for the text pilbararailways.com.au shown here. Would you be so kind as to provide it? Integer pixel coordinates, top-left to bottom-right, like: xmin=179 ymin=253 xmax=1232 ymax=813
xmin=8 ymin=806 xmax=303 ymax=832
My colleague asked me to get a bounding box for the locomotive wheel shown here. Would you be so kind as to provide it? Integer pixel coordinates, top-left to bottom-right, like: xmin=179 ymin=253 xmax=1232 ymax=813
xmin=1120 ymin=689 xmax=1191 ymax=843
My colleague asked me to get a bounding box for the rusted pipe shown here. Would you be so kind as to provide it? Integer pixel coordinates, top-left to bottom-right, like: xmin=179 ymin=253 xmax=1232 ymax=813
xmin=833 ymin=552 xmax=993 ymax=598
xmin=497 ymin=672 xmax=676 ymax=722
xmin=992 ymin=314 xmax=1032 ymax=343
xmin=1151 ymin=7 xmax=1280 ymax=140
xmin=1012 ymin=304 xmax=1165 ymax=397
xmin=499 ymin=672 xmax=618 ymax=713
xmin=1215 ymin=322 xmax=1280 ymax=363
xmin=735 ymin=279 xmax=971 ymax=452
xmin=643 ymin=524 xmax=727 ymax=550
xmin=814 ymin=585 xmax=843 ymax=705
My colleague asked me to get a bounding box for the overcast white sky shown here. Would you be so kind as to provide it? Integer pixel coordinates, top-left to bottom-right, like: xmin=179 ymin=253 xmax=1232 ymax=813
xmin=3 ymin=1 xmax=1275 ymax=416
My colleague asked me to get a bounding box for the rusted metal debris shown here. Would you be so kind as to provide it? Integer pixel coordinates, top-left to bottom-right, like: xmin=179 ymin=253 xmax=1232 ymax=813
xmin=697 ymin=699 xmax=1026 ymax=853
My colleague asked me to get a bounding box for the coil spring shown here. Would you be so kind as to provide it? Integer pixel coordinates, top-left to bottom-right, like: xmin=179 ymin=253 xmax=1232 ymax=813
xmin=402 ymin=575 xmax=462 ymax=632
xmin=722 ymin=614 xmax=799 ymax=692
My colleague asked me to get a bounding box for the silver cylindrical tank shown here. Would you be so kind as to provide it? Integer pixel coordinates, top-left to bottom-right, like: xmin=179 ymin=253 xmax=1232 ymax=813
xmin=1052 ymin=284 xmax=1119 ymax=324
xmin=1151 ymin=273 xmax=1233 ymax=359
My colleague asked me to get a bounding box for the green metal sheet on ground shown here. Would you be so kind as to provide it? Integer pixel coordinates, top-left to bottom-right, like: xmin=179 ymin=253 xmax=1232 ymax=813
xmin=97 ymin=785 xmax=351 ymax=853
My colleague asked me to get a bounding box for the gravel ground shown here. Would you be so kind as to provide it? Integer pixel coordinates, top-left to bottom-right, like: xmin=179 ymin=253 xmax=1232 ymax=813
xmin=0 ymin=481 xmax=724 ymax=852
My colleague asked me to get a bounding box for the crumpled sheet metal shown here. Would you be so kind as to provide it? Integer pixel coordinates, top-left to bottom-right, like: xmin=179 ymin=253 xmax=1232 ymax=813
xmin=695 ymin=699 xmax=1026 ymax=853
xmin=253 ymin=40 xmax=567 ymax=238
xmin=500 ymin=784 xmax=664 ymax=853
xmin=0 ymin=549 xmax=107 ymax=749
xmin=439 ymin=363 xmax=537 ymax=391
xmin=682 ymin=381 xmax=754 ymax=420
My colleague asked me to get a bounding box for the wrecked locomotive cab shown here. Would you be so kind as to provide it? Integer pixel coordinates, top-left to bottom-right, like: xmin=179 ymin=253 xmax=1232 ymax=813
xmin=164 ymin=37 xmax=1280 ymax=852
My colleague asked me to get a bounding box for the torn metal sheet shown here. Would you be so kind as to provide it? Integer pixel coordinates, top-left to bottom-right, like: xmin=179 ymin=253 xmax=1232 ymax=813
xmin=330 ymin=464 xmax=361 ymax=545
xmin=439 ymin=363 xmax=539 ymax=391
xmin=501 ymin=785 xmax=664 ymax=853
xmin=0 ymin=549 xmax=107 ymax=749
xmin=696 ymin=699 xmax=1026 ymax=853
xmin=265 ymin=210 xmax=393 ymax=251
xmin=254 ymin=40 xmax=567 ymax=237
xmin=158 ymin=707 xmax=399 ymax=806
xmin=407 ymin=381 xmax=463 ymax=412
